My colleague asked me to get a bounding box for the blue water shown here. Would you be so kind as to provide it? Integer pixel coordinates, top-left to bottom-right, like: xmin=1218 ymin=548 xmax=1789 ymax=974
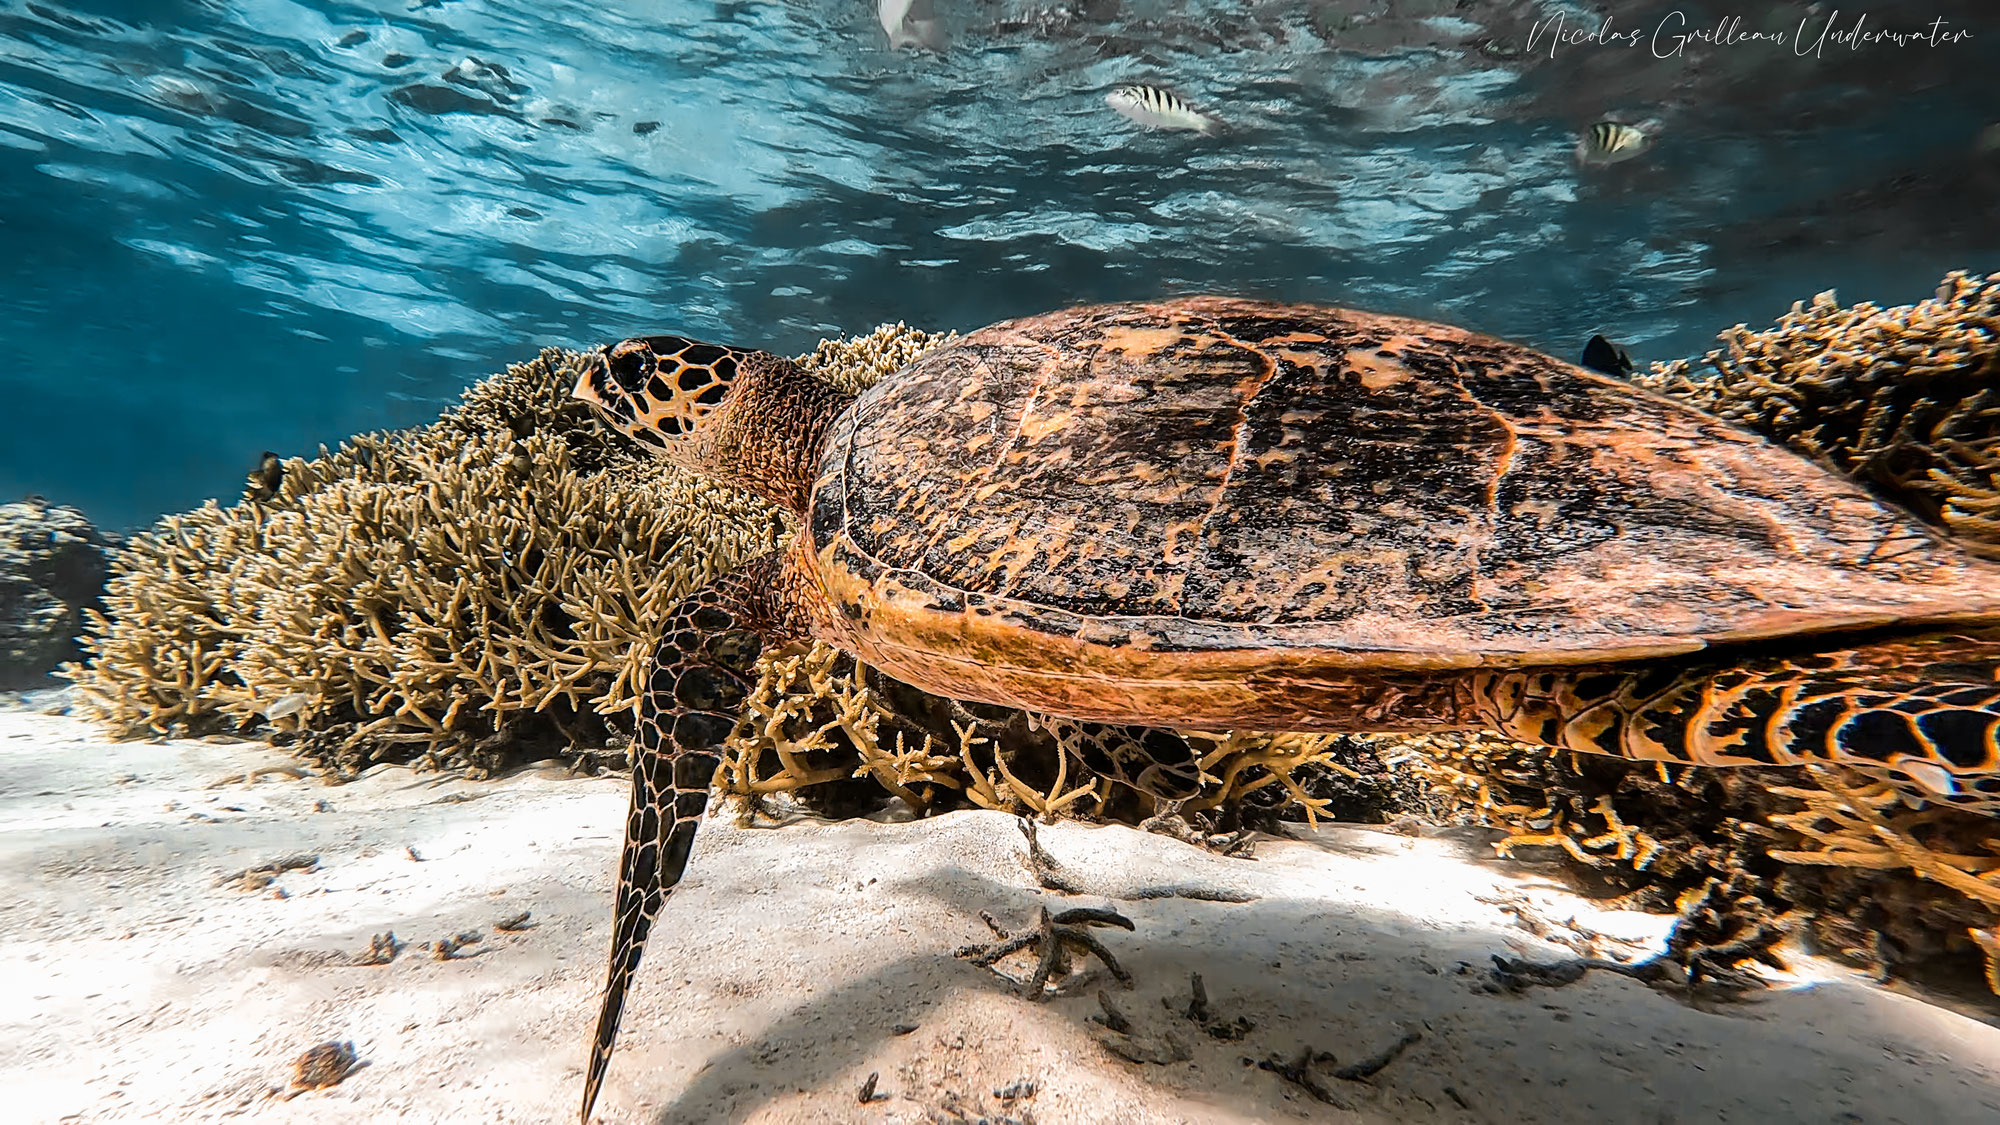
xmin=3 ymin=0 xmax=1996 ymax=529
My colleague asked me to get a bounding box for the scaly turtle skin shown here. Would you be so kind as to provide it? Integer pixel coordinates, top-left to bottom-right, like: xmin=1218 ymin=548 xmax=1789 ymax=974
xmin=569 ymin=298 xmax=2000 ymax=1121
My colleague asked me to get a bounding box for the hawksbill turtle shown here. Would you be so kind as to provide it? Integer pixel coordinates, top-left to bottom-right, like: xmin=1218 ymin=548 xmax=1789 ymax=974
xmin=569 ymin=297 xmax=2000 ymax=1121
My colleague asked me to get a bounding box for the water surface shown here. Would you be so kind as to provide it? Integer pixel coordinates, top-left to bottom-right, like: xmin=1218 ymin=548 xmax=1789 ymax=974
xmin=2 ymin=0 xmax=1995 ymax=527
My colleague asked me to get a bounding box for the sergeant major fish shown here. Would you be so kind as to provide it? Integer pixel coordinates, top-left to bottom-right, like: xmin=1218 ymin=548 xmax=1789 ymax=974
xmin=1106 ymin=84 xmax=1219 ymax=136
xmin=1575 ymin=119 xmax=1655 ymax=166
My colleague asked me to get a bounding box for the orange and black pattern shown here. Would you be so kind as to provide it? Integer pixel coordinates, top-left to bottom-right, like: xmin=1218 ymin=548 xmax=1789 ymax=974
xmin=820 ymin=298 xmax=2000 ymax=663
xmin=568 ymin=298 xmax=2000 ymax=1121
xmin=1471 ymin=625 xmax=2000 ymax=813
xmin=578 ymin=333 xmax=855 ymax=513
xmin=575 ymin=334 xmax=750 ymax=448
xmin=579 ymin=552 xmax=790 ymax=1125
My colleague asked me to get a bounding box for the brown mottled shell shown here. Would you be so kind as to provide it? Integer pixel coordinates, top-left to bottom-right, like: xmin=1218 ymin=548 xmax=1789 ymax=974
xmin=801 ymin=298 xmax=2000 ymax=716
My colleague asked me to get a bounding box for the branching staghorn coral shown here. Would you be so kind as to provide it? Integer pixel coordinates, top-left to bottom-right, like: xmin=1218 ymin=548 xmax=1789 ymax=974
xmin=1766 ymin=768 xmax=2000 ymax=909
xmin=67 ymin=349 xmax=783 ymax=774
xmin=1761 ymin=768 xmax=2000 ymax=986
xmin=1389 ymin=730 xmax=2000 ymax=989
xmin=1383 ymin=730 xmax=1776 ymax=888
xmin=1402 ymin=728 xmax=2000 ymax=992
xmin=715 ymin=639 xmax=1384 ymax=830
xmin=1392 ymin=271 xmax=2000 ymax=992
xmin=1631 ymin=269 xmax=2000 ymax=554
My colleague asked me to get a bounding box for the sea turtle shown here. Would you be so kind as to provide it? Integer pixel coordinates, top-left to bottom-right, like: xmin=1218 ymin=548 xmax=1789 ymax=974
xmin=569 ymin=297 xmax=2000 ymax=1121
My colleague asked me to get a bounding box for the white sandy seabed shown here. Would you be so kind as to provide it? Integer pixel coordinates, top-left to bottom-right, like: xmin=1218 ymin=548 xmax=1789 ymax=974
xmin=4 ymin=696 xmax=2000 ymax=1125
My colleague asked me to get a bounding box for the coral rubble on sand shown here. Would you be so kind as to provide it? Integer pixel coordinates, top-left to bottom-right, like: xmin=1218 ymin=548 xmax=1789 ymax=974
xmin=63 ymin=273 xmax=2000 ymax=996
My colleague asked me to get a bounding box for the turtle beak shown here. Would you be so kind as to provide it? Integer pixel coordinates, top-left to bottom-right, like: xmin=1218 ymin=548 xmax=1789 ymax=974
xmin=574 ymin=339 xmax=655 ymax=409
xmin=573 ymin=340 xmax=663 ymax=435
xmin=571 ymin=347 xmax=615 ymax=412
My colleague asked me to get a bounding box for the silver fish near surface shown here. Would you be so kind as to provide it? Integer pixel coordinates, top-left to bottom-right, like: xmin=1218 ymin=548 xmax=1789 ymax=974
xmin=1105 ymin=84 xmax=1219 ymax=135
xmin=443 ymin=56 xmax=525 ymax=103
xmin=879 ymin=0 xmax=947 ymax=51
xmin=1575 ymin=120 xmax=1652 ymax=166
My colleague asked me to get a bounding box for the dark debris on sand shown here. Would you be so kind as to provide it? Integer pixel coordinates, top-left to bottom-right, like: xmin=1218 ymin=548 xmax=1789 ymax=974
xmin=281 ymin=1040 xmax=360 ymax=1098
xmin=956 ymin=904 xmax=1134 ymax=999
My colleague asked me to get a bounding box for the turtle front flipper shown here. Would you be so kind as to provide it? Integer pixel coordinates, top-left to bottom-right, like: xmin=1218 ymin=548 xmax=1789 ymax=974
xmin=1467 ymin=626 xmax=2000 ymax=813
xmin=581 ymin=550 xmax=795 ymax=1124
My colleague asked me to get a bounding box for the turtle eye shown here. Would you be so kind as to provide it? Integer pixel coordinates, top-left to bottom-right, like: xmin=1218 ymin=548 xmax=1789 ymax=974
xmin=605 ymin=340 xmax=653 ymax=393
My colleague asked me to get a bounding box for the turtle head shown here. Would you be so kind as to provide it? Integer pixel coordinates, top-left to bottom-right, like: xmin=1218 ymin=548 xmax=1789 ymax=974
xmin=574 ymin=333 xmax=853 ymax=513
xmin=576 ymin=334 xmax=747 ymax=449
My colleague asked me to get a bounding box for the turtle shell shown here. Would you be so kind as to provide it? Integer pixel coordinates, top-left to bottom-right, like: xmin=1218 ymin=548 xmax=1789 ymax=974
xmin=800 ymin=298 xmax=2000 ymax=726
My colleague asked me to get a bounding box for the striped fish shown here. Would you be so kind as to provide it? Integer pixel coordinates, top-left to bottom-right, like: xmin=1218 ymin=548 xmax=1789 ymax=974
xmin=1105 ymin=84 xmax=1219 ymax=135
xmin=1575 ymin=120 xmax=1650 ymax=166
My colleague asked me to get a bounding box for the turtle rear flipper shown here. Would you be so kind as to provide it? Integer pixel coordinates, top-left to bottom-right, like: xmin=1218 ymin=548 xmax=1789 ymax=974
xmin=582 ymin=551 xmax=793 ymax=1124
xmin=1470 ymin=627 xmax=2000 ymax=813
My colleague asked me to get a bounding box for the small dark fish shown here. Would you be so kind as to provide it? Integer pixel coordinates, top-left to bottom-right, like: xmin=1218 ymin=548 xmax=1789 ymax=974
xmin=388 ymin=83 xmax=515 ymax=117
xmin=442 ymin=56 xmax=525 ymax=101
xmin=1580 ymin=335 xmax=1634 ymax=378
xmin=247 ymin=451 xmax=284 ymax=501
